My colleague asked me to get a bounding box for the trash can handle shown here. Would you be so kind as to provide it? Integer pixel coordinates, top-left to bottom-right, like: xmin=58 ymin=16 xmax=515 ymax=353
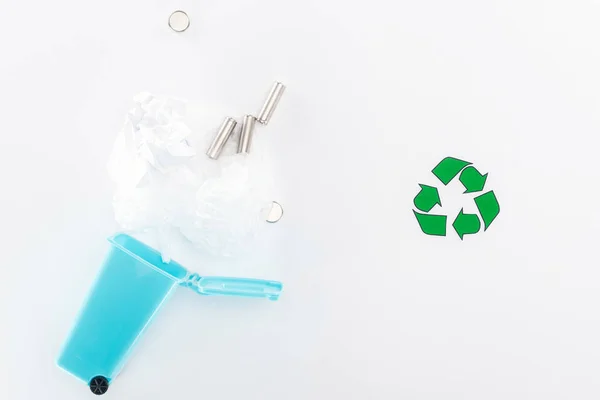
xmin=181 ymin=273 xmax=282 ymax=301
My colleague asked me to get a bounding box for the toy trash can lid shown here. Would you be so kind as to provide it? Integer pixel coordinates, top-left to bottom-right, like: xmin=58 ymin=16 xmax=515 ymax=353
xmin=108 ymin=234 xmax=188 ymax=280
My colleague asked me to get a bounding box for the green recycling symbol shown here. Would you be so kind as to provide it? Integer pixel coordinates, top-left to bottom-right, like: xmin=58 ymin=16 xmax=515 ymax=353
xmin=413 ymin=157 xmax=500 ymax=239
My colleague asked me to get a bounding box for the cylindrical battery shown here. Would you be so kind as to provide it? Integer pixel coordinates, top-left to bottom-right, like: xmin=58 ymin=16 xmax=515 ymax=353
xmin=257 ymin=82 xmax=285 ymax=125
xmin=237 ymin=115 xmax=256 ymax=154
xmin=206 ymin=117 xmax=237 ymax=159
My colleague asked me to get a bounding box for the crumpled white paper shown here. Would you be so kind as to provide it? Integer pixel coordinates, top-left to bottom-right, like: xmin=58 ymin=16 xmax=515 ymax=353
xmin=108 ymin=93 xmax=275 ymax=261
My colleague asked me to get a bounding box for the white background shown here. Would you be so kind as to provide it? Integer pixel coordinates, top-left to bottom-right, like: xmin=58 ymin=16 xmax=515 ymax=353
xmin=2 ymin=0 xmax=600 ymax=399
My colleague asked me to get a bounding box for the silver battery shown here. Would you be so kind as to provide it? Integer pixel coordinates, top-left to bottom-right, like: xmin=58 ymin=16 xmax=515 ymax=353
xmin=265 ymin=201 xmax=284 ymax=223
xmin=257 ymin=82 xmax=285 ymax=125
xmin=168 ymin=10 xmax=190 ymax=32
xmin=206 ymin=117 xmax=237 ymax=160
xmin=237 ymin=115 xmax=256 ymax=154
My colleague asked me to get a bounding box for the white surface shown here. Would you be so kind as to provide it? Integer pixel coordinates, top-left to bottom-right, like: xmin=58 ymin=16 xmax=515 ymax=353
xmin=1 ymin=0 xmax=600 ymax=399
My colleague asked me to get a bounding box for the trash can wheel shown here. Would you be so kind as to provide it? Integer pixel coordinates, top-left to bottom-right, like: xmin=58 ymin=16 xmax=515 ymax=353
xmin=89 ymin=376 xmax=109 ymax=395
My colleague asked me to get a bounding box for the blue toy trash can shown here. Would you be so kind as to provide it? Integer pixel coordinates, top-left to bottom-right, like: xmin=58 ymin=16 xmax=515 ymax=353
xmin=58 ymin=233 xmax=282 ymax=395
xmin=57 ymin=234 xmax=188 ymax=391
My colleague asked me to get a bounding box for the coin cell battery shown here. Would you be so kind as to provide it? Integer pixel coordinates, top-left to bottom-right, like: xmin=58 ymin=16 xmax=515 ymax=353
xmin=169 ymin=11 xmax=190 ymax=32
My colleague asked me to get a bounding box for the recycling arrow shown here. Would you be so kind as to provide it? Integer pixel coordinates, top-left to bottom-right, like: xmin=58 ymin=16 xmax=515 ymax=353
xmin=413 ymin=211 xmax=447 ymax=236
xmin=474 ymin=190 xmax=500 ymax=231
xmin=452 ymin=209 xmax=481 ymax=240
xmin=413 ymin=157 xmax=500 ymax=239
xmin=432 ymin=157 xmax=471 ymax=185
xmin=413 ymin=184 xmax=441 ymax=212
xmin=459 ymin=166 xmax=488 ymax=193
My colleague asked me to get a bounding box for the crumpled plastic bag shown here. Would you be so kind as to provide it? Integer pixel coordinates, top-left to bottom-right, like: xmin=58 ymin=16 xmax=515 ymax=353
xmin=108 ymin=93 xmax=275 ymax=261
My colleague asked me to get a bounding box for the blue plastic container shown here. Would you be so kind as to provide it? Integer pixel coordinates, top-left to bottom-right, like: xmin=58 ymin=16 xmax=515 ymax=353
xmin=58 ymin=234 xmax=282 ymax=394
